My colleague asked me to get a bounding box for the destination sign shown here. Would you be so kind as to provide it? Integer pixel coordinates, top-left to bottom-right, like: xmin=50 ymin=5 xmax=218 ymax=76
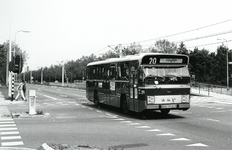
xmin=141 ymin=55 xmax=188 ymax=65
xmin=160 ymin=58 xmax=183 ymax=63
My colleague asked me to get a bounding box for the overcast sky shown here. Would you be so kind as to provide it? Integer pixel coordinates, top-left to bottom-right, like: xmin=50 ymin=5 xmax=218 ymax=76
xmin=0 ymin=0 xmax=231 ymax=70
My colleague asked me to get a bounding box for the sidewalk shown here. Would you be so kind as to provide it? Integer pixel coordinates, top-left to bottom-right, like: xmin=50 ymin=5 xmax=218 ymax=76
xmin=191 ymin=88 xmax=232 ymax=104
xmin=0 ymin=91 xmax=11 ymax=119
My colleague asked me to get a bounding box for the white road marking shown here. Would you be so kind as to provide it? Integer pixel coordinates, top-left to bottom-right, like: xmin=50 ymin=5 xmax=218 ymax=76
xmin=112 ymin=118 xmax=125 ymax=121
xmin=43 ymin=95 xmax=57 ymax=100
xmin=0 ymin=119 xmax=13 ymax=121
xmin=146 ymin=129 xmax=161 ymax=132
xmin=207 ymin=118 xmax=220 ymax=122
xmin=1 ymin=136 xmax=22 ymax=140
xmin=0 ymin=131 xmax=20 ymax=135
xmin=0 ymin=122 xmax=14 ymax=124
xmin=0 ymin=128 xmax=17 ymax=131
xmin=186 ymin=143 xmax=209 ymax=147
xmin=170 ymin=138 xmax=191 ymax=141
xmin=135 ymin=126 xmax=151 ymax=129
xmin=120 ymin=121 xmax=132 ymax=123
xmin=1 ymin=141 xmax=24 ymax=146
xmin=156 ymin=133 xmax=175 ymax=136
xmin=0 ymin=124 xmax=16 ymax=127
xmin=127 ymin=123 xmax=140 ymax=126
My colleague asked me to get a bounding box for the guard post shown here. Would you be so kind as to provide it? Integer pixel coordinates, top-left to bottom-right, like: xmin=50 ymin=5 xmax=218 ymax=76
xmin=28 ymin=90 xmax=36 ymax=115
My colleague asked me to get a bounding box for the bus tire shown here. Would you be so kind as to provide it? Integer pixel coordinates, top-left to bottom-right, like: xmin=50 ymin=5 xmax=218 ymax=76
xmin=121 ymin=95 xmax=128 ymax=114
xmin=161 ymin=109 xmax=170 ymax=115
xmin=94 ymin=91 xmax=100 ymax=108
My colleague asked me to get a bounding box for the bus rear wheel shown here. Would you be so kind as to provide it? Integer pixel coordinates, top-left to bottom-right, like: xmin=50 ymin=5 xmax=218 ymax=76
xmin=161 ymin=109 xmax=170 ymax=115
xmin=121 ymin=96 xmax=128 ymax=114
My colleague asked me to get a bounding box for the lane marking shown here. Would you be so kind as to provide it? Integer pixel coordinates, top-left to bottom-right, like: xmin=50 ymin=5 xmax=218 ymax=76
xmin=146 ymin=129 xmax=161 ymax=132
xmin=43 ymin=95 xmax=57 ymax=100
xmin=170 ymin=138 xmax=191 ymax=141
xmin=207 ymin=118 xmax=220 ymax=122
xmin=135 ymin=126 xmax=151 ymax=129
xmin=112 ymin=118 xmax=125 ymax=121
xmin=61 ymin=104 xmax=69 ymax=106
xmin=127 ymin=123 xmax=140 ymax=126
xmin=156 ymin=133 xmax=175 ymax=136
xmin=186 ymin=143 xmax=209 ymax=147
xmin=210 ymin=110 xmax=226 ymax=113
xmin=120 ymin=121 xmax=132 ymax=123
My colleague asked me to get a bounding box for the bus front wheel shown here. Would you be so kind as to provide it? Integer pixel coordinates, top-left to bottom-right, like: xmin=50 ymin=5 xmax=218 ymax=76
xmin=161 ymin=109 xmax=170 ymax=115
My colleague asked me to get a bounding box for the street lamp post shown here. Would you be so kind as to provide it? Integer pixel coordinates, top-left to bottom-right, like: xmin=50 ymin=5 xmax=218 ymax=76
xmin=217 ymin=38 xmax=229 ymax=90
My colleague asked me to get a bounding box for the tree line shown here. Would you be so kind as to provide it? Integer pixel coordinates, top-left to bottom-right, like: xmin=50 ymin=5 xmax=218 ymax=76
xmin=0 ymin=40 xmax=231 ymax=86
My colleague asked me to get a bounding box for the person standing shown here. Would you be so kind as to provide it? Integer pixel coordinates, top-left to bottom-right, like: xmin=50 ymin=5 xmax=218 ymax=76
xmin=15 ymin=80 xmax=26 ymax=101
xmin=22 ymin=80 xmax=27 ymax=100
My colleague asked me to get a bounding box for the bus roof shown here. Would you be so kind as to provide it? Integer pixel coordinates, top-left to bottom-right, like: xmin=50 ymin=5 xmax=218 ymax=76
xmin=87 ymin=53 xmax=189 ymax=67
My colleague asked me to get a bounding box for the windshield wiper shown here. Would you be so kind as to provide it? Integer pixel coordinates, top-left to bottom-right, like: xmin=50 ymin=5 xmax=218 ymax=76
xmin=166 ymin=74 xmax=181 ymax=78
xmin=146 ymin=74 xmax=164 ymax=78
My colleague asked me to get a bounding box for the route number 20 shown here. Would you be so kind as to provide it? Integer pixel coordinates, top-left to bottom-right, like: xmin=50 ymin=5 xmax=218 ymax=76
xmin=149 ymin=58 xmax=157 ymax=64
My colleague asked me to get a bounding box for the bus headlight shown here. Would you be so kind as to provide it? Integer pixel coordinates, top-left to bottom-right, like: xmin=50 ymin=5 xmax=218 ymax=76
xmin=182 ymin=95 xmax=189 ymax=103
xmin=147 ymin=96 xmax=155 ymax=104
xmin=139 ymin=89 xmax=145 ymax=95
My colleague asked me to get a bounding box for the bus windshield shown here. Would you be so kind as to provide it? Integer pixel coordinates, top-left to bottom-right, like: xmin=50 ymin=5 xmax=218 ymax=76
xmin=142 ymin=66 xmax=190 ymax=85
xmin=143 ymin=66 xmax=189 ymax=77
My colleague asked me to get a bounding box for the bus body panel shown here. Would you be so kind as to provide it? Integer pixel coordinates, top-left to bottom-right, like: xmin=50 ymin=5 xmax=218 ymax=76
xmin=86 ymin=53 xmax=191 ymax=113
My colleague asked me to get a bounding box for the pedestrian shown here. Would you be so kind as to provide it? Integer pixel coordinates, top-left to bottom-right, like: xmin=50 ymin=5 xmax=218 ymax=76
xmin=15 ymin=80 xmax=26 ymax=101
xmin=22 ymin=80 xmax=27 ymax=100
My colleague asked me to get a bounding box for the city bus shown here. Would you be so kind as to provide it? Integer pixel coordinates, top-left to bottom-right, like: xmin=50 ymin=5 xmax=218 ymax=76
xmin=86 ymin=53 xmax=190 ymax=114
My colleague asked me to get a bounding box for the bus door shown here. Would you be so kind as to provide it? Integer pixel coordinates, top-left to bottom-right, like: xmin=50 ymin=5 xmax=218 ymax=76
xmin=129 ymin=63 xmax=139 ymax=112
xmin=103 ymin=65 xmax=110 ymax=105
xmin=109 ymin=64 xmax=117 ymax=106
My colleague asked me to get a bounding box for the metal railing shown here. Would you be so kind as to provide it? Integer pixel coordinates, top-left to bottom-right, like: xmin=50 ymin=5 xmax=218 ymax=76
xmin=192 ymin=82 xmax=232 ymax=96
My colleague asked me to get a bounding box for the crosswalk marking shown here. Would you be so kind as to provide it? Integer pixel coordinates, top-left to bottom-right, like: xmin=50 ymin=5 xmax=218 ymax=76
xmin=1 ymin=131 xmax=20 ymax=135
xmin=0 ymin=119 xmax=24 ymax=147
xmin=1 ymin=136 xmax=22 ymax=140
xmin=1 ymin=141 xmax=24 ymax=146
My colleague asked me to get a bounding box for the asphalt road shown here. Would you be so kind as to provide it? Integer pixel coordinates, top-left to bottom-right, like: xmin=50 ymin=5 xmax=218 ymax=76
xmin=2 ymin=84 xmax=232 ymax=149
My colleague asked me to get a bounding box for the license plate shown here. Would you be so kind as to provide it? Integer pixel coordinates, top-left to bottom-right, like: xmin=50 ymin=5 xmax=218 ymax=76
xmin=161 ymin=104 xmax=177 ymax=109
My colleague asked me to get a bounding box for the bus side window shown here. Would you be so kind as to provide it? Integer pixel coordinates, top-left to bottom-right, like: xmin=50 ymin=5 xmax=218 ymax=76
xmin=110 ymin=64 xmax=116 ymax=80
xmin=116 ymin=65 xmax=121 ymax=80
xmin=120 ymin=62 xmax=129 ymax=80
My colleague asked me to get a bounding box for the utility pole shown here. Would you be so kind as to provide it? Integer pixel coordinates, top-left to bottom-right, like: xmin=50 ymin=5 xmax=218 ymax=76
xmin=41 ymin=67 xmax=43 ymax=84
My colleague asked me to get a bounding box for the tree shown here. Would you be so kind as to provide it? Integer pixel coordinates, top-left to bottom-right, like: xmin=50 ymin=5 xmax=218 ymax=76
xmin=177 ymin=42 xmax=188 ymax=54
xmin=152 ymin=39 xmax=177 ymax=53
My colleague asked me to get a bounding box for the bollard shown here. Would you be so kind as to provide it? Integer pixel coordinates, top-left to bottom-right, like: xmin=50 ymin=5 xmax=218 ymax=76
xmin=28 ymin=90 xmax=36 ymax=115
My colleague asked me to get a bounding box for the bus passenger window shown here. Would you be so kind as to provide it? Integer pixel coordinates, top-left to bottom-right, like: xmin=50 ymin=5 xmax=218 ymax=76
xmin=110 ymin=65 xmax=116 ymax=80
xmin=117 ymin=66 xmax=121 ymax=79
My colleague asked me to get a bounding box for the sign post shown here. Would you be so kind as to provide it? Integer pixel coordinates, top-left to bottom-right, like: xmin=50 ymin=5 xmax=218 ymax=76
xmin=28 ymin=90 xmax=36 ymax=115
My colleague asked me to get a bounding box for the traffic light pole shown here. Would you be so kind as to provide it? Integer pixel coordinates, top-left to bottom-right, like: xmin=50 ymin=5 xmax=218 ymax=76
xmin=8 ymin=39 xmax=12 ymax=99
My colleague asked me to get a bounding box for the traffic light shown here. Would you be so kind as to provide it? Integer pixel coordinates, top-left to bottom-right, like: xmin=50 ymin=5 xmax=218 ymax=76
xmin=13 ymin=55 xmax=23 ymax=74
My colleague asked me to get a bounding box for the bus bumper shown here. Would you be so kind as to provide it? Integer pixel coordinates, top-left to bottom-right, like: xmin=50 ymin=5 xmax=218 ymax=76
xmin=146 ymin=103 xmax=190 ymax=111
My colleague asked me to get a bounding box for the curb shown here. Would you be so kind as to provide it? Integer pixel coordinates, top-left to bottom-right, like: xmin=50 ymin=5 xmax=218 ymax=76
xmin=0 ymin=148 xmax=36 ymax=150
